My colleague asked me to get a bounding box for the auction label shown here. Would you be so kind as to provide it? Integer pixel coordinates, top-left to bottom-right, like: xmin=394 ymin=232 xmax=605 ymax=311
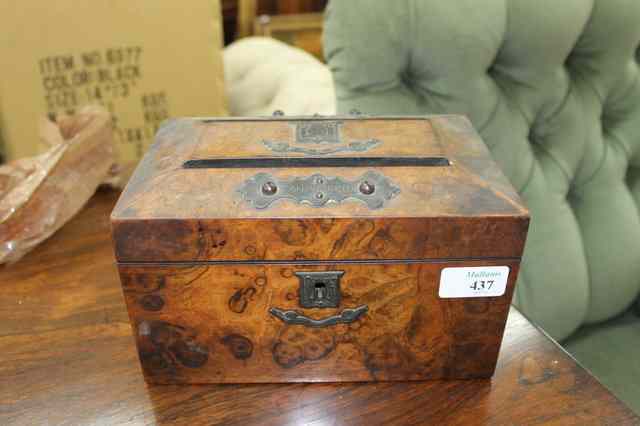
xmin=439 ymin=266 xmax=509 ymax=298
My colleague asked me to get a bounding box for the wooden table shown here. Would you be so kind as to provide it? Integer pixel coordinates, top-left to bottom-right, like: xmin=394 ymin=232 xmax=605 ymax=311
xmin=1 ymin=189 xmax=637 ymax=425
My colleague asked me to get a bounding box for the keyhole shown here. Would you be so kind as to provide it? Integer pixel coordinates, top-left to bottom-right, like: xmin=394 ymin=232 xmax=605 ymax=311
xmin=314 ymin=282 xmax=327 ymax=300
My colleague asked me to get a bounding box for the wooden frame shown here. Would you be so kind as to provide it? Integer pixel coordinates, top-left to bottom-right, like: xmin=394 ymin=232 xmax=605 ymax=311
xmin=236 ymin=0 xmax=326 ymax=38
xmin=252 ymin=12 xmax=323 ymax=37
xmin=237 ymin=0 xmax=257 ymax=38
xmin=253 ymin=12 xmax=324 ymax=59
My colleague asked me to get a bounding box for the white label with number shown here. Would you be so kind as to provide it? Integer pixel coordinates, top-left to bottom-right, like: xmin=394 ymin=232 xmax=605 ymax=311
xmin=438 ymin=266 xmax=510 ymax=298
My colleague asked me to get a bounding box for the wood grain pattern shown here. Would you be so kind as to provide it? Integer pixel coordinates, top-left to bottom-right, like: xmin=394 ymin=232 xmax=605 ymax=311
xmin=111 ymin=115 xmax=527 ymax=221
xmin=191 ymin=119 xmax=442 ymax=159
xmin=0 ymin=190 xmax=637 ymax=425
xmin=112 ymin=216 xmax=529 ymax=262
xmin=111 ymin=115 xmax=530 ymax=384
xmin=119 ymin=260 xmax=519 ymax=383
xmin=111 ymin=115 xmax=529 ymax=263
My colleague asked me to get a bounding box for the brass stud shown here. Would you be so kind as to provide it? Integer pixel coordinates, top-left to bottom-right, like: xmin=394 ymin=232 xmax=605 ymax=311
xmin=261 ymin=181 xmax=278 ymax=195
xmin=359 ymin=181 xmax=375 ymax=195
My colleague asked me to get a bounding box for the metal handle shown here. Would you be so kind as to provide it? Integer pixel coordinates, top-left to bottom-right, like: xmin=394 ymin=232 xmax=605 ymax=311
xmin=269 ymin=305 xmax=368 ymax=328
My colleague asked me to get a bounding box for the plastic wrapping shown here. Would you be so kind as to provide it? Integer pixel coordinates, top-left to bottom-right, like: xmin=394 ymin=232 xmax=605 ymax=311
xmin=0 ymin=106 xmax=114 ymax=264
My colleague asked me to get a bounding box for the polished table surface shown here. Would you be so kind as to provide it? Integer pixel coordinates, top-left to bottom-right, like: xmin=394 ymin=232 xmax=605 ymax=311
xmin=1 ymin=189 xmax=638 ymax=426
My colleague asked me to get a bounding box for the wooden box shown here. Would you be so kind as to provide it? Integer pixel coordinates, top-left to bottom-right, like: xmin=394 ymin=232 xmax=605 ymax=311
xmin=111 ymin=115 xmax=529 ymax=384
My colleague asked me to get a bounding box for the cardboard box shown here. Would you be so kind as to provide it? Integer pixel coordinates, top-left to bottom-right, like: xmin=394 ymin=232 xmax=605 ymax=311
xmin=0 ymin=1 xmax=227 ymax=172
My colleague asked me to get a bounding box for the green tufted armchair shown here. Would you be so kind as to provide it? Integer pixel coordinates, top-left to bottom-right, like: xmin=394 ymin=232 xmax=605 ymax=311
xmin=324 ymin=0 xmax=640 ymax=412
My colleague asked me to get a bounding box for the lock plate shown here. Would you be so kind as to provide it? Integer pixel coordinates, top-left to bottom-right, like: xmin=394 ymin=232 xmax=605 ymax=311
xmin=295 ymin=271 xmax=344 ymax=308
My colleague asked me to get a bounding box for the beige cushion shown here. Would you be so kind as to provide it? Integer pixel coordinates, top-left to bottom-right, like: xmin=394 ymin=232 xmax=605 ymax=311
xmin=224 ymin=37 xmax=335 ymax=116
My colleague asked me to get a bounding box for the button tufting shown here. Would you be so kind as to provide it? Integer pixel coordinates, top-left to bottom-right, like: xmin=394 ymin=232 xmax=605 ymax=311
xmin=325 ymin=0 xmax=640 ymax=341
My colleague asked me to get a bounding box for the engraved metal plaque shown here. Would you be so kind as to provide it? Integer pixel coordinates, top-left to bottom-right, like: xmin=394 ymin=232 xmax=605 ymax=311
xmin=238 ymin=171 xmax=400 ymax=210
xmin=296 ymin=121 xmax=342 ymax=144
xmin=261 ymin=121 xmax=381 ymax=156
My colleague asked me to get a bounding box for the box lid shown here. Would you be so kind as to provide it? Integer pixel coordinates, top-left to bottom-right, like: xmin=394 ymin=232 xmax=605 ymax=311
xmin=111 ymin=115 xmax=529 ymax=262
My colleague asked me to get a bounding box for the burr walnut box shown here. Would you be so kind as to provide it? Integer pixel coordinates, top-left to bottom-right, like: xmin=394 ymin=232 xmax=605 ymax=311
xmin=111 ymin=115 xmax=529 ymax=384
